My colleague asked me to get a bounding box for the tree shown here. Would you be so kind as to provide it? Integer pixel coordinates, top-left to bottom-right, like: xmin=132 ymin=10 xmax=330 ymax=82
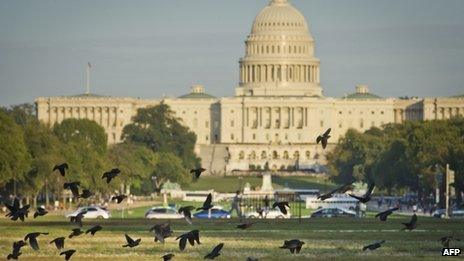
xmin=122 ymin=102 xmax=200 ymax=169
xmin=152 ymin=152 xmax=189 ymax=187
xmin=0 ymin=110 xmax=31 ymax=190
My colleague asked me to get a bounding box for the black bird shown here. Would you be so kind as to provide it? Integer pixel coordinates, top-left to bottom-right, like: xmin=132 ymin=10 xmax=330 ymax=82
xmin=60 ymin=249 xmax=76 ymax=261
xmin=256 ymin=208 xmax=264 ymax=218
xmin=316 ymin=128 xmax=331 ymax=149
xmin=86 ymin=225 xmax=103 ymax=236
xmin=53 ymin=163 xmax=69 ymax=177
xmin=150 ymin=222 xmax=173 ymax=243
xmin=50 ymin=237 xmax=65 ymax=250
xmin=24 ymin=232 xmax=49 ymax=250
xmin=401 ymin=214 xmax=418 ymax=231
xmin=63 ymin=182 xmax=80 ymax=198
xmin=7 ymin=240 xmax=27 ymax=260
xmin=70 ymin=210 xmax=87 ymax=227
xmin=191 ymin=167 xmax=206 ymax=180
xmin=123 ymin=234 xmax=141 ymax=248
xmin=204 ymin=243 xmax=224 ymax=259
xmin=440 ymin=235 xmax=461 ymax=248
xmin=80 ymin=189 xmax=93 ymax=199
xmin=246 ymin=258 xmax=258 ymax=261
xmin=197 ymin=193 xmax=214 ymax=211
xmin=363 ymin=240 xmax=385 ymax=251
xmin=34 ymin=206 xmax=48 ymax=219
xmin=112 ymin=194 xmax=127 ymax=204
xmin=348 ymin=183 xmax=375 ymax=203
xmin=176 ymin=230 xmax=201 ymax=251
xmin=317 ymin=183 xmax=354 ymax=201
xmin=236 ymin=222 xmax=254 ymax=230
xmin=69 ymin=228 xmax=84 ymax=238
xmin=280 ymin=239 xmax=305 ymax=254
xmin=272 ymin=201 xmax=290 ymax=215
xmin=375 ymin=207 xmax=399 ymax=221
xmin=178 ymin=206 xmax=195 ymax=224
xmin=5 ymin=198 xmax=30 ymax=221
xmin=162 ymin=253 xmax=175 ymax=261
xmin=102 ymin=168 xmax=121 ymax=183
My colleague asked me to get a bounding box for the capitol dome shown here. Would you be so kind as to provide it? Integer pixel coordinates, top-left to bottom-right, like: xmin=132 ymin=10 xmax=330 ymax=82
xmin=251 ymin=0 xmax=312 ymax=38
xmin=236 ymin=0 xmax=323 ymax=97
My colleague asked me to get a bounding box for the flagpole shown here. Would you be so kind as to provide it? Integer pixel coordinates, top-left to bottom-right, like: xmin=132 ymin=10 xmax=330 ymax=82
xmin=86 ymin=62 xmax=90 ymax=94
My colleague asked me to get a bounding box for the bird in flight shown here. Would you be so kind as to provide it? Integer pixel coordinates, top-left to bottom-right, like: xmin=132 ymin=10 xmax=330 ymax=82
xmin=24 ymin=232 xmax=49 ymax=251
xmin=204 ymin=243 xmax=224 ymax=259
xmin=63 ymin=182 xmax=81 ymax=198
xmin=53 ymin=163 xmax=69 ymax=177
xmin=178 ymin=206 xmax=195 ymax=224
xmin=112 ymin=195 xmax=127 ymax=204
xmin=102 ymin=168 xmax=121 ymax=183
xmin=176 ymin=230 xmax=201 ymax=251
xmin=280 ymin=239 xmax=305 ymax=254
xmin=60 ymin=249 xmax=76 ymax=260
xmin=375 ymin=207 xmax=399 ymax=221
xmin=86 ymin=225 xmax=103 ymax=236
xmin=197 ymin=193 xmax=214 ymax=211
xmin=80 ymin=189 xmax=93 ymax=199
xmin=50 ymin=237 xmax=65 ymax=250
xmin=149 ymin=222 xmax=173 ymax=243
xmin=272 ymin=201 xmax=290 ymax=215
xmin=316 ymin=128 xmax=331 ymax=149
xmin=70 ymin=210 xmax=87 ymax=227
xmin=162 ymin=253 xmax=175 ymax=261
xmin=122 ymin=234 xmax=141 ymax=248
xmin=7 ymin=240 xmax=27 ymax=260
xmin=348 ymin=183 xmax=375 ymax=203
xmin=401 ymin=214 xmax=418 ymax=231
xmin=33 ymin=206 xmax=48 ymax=219
xmin=191 ymin=167 xmax=206 ymax=180
xmin=5 ymin=198 xmax=30 ymax=222
xmin=68 ymin=228 xmax=84 ymax=238
xmin=317 ymin=183 xmax=353 ymax=201
xmin=363 ymin=240 xmax=385 ymax=251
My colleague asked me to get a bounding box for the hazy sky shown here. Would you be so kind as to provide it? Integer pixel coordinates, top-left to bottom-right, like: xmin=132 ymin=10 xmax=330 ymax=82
xmin=1 ymin=0 xmax=463 ymax=106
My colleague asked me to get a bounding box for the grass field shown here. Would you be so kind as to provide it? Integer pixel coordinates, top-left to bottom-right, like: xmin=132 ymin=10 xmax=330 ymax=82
xmin=183 ymin=175 xmax=336 ymax=192
xmin=1 ymin=214 xmax=462 ymax=261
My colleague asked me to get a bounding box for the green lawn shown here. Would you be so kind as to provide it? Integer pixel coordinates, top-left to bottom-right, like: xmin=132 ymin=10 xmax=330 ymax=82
xmin=183 ymin=175 xmax=336 ymax=192
xmin=1 ymin=214 xmax=462 ymax=260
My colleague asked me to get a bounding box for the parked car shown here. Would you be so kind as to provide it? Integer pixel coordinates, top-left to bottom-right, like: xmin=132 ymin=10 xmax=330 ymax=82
xmin=310 ymin=207 xmax=356 ymax=218
xmin=193 ymin=207 xmax=231 ymax=219
xmin=145 ymin=206 xmax=184 ymax=219
xmin=432 ymin=208 xmax=464 ymax=218
xmin=244 ymin=209 xmax=291 ymax=219
xmin=65 ymin=206 xmax=110 ymax=219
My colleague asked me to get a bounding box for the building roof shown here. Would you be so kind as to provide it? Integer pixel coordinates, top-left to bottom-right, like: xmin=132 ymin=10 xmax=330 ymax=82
xmin=178 ymin=92 xmax=216 ymax=99
xmin=68 ymin=93 xmax=107 ymax=98
xmin=344 ymin=92 xmax=381 ymax=99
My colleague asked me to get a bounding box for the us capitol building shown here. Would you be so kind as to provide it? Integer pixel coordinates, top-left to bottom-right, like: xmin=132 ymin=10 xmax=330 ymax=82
xmin=36 ymin=0 xmax=464 ymax=174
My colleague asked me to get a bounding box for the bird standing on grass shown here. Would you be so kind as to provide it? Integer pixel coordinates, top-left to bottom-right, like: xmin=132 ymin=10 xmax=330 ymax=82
xmin=162 ymin=253 xmax=175 ymax=261
xmin=280 ymin=239 xmax=305 ymax=254
xmin=363 ymin=240 xmax=385 ymax=251
xmin=401 ymin=214 xmax=418 ymax=231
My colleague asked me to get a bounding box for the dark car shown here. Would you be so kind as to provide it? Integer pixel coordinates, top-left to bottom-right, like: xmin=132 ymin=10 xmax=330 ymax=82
xmin=432 ymin=209 xmax=464 ymax=218
xmin=193 ymin=207 xmax=231 ymax=219
xmin=311 ymin=207 xmax=356 ymax=218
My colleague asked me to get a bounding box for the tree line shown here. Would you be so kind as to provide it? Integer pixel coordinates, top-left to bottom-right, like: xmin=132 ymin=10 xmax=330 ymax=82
xmin=0 ymin=102 xmax=199 ymax=206
xmin=326 ymin=117 xmax=464 ymax=204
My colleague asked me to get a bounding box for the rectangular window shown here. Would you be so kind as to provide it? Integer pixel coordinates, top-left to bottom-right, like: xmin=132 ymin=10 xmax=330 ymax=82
xmin=252 ymin=134 xmax=256 ymax=140
xmin=320 ymin=120 xmax=324 ymax=127
xmin=230 ymin=120 xmax=234 ymax=127
xmin=230 ymin=134 xmax=234 ymax=140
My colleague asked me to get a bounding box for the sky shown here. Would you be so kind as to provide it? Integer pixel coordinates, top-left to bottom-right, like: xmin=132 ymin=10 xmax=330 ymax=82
xmin=1 ymin=0 xmax=463 ymax=106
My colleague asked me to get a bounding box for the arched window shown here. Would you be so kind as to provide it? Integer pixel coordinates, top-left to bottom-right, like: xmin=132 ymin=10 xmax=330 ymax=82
xmin=305 ymin=151 xmax=311 ymax=160
xmin=283 ymin=151 xmax=289 ymax=159
xmin=261 ymin=151 xmax=267 ymax=159
xmin=239 ymin=151 xmax=245 ymax=160
xmin=293 ymin=151 xmax=300 ymax=159
xmin=250 ymin=151 xmax=256 ymax=160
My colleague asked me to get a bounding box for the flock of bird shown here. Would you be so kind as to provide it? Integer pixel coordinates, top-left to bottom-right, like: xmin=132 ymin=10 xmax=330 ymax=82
xmin=3 ymin=128 xmax=460 ymax=260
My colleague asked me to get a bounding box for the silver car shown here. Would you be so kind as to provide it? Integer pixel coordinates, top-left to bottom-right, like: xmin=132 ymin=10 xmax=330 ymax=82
xmin=145 ymin=206 xmax=184 ymax=219
xmin=65 ymin=206 xmax=111 ymax=219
